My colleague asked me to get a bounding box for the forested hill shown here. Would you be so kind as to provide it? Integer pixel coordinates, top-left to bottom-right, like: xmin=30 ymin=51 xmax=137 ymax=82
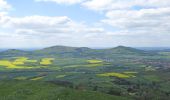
xmin=0 ymin=45 xmax=153 ymax=58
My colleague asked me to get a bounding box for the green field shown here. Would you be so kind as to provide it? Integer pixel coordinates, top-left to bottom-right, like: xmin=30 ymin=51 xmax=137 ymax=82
xmin=0 ymin=81 xmax=130 ymax=100
xmin=0 ymin=46 xmax=170 ymax=100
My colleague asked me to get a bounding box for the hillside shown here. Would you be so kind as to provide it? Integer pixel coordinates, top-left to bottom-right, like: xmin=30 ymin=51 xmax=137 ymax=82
xmin=0 ymin=81 xmax=130 ymax=100
xmin=0 ymin=45 xmax=149 ymax=58
xmin=109 ymin=46 xmax=145 ymax=54
xmin=0 ymin=49 xmax=29 ymax=58
xmin=0 ymin=45 xmax=170 ymax=100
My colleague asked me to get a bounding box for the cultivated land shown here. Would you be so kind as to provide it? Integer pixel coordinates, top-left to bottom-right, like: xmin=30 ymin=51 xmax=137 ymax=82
xmin=0 ymin=46 xmax=170 ymax=100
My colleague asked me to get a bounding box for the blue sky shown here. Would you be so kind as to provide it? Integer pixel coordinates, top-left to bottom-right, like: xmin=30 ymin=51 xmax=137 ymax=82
xmin=7 ymin=0 xmax=104 ymax=23
xmin=0 ymin=0 xmax=170 ymax=48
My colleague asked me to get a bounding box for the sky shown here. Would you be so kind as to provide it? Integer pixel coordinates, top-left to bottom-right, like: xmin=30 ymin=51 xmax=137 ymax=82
xmin=0 ymin=0 xmax=170 ymax=48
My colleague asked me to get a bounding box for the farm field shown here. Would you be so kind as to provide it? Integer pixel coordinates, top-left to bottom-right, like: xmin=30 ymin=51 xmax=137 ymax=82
xmin=0 ymin=46 xmax=170 ymax=100
xmin=0 ymin=81 xmax=130 ymax=100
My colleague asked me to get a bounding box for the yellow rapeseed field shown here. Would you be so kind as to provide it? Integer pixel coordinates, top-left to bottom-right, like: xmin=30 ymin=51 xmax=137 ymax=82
xmin=0 ymin=60 xmax=17 ymax=68
xmin=97 ymin=72 xmax=137 ymax=78
xmin=40 ymin=58 xmax=55 ymax=65
xmin=12 ymin=57 xmax=37 ymax=65
xmin=123 ymin=71 xmax=138 ymax=74
xmin=56 ymin=75 xmax=66 ymax=78
xmin=14 ymin=76 xmax=27 ymax=80
xmin=30 ymin=76 xmax=44 ymax=80
xmin=0 ymin=57 xmax=37 ymax=69
xmin=87 ymin=59 xmax=103 ymax=64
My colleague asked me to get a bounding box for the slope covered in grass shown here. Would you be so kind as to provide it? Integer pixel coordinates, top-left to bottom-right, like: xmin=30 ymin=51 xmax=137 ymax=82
xmin=0 ymin=80 xmax=131 ymax=100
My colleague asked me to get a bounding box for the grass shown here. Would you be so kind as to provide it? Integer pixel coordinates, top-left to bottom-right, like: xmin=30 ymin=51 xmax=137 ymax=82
xmin=97 ymin=72 xmax=136 ymax=78
xmin=145 ymin=66 xmax=156 ymax=71
xmin=144 ymin=75 xmax=161 ymax=82
xmin=84 ymin=63 xmax=104 ymax=67
xmin=63 ymin=63 xmax=105 ymax=69
xmin=12 ymin=57 xmax=37 ymax=65
xmin=30 ymin=76 xmax=44 ymax=81
xmin=14 ymin=76 xmax=27 ymax=80
xmin=56 ymin=75 xmax=66 ymax=78
xmin=0 ymin=80 xmax=131 ymax=100
xmin=123 ymin=71 xmax=138 ymax=74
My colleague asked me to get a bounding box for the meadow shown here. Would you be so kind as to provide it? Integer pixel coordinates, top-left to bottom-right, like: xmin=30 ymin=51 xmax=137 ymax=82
xmin=0 ymin=46 xmax=170 ymax=100
xmin=97 ymin=72 xmax=137 ymax=78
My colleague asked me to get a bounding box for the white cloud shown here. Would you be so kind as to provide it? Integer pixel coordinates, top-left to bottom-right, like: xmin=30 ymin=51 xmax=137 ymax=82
xmin=35 ymin=0 xmax=84 ymax=5
xmin=82 ymin=0 xmax=170 ymax=11
xmin=102 ymin=7 xmax=170 ymax=34
xmin=0 ymin=14 xmax=111 ymax=48
xmin=0 ymin=0 xmax=11 ymax=11
xmin=4 ymin=15 xmax=105 ymax=35
xmin=1 ymin=0 xmax=170 ymax=48
xmin=5 ymin=16 xmax=71 ymax=29
xmin=81 ymin=0 xmax=170 ymax=47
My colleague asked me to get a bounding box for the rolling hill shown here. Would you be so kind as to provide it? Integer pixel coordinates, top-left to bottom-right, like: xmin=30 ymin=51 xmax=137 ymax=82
xmin=0 ymin=45 xmax=150 ymax=58
xmin=0 ymin=45 xmax=170 ymax=100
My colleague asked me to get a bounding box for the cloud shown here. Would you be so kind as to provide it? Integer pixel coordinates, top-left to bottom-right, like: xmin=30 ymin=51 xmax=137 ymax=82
xmin=0 ymin=0 xmax=11 ymax=11
xmin=82 ymin=0 xmax=170 ymax=38
xmin=3 ymin=15 xmax=105 ymax=35
xmin=82 ymin=0 xmax=170 ymax=11
xmin=5 ymin=16 xmax=71 ymax=29
xmin=102 ymin=7 xmax=170 ymax=35
xmin=0 ymin=14 xmax=111 ymax=48
xmin=81 ymin=0 xmax=170 ymax=47
xmin=35 ymin=0 xmax=84 ymax=5
xmin=1 ymin=0 xmax=170 ymax=48
xmin=34 ymin=0 xmax=170 ymax=35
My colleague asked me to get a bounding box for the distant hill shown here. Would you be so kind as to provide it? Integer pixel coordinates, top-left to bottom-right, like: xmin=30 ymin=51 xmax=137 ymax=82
xmin=31 ymin=46 xmax=92 ymax=57
xmin=136 ymin=47 xmax=170 ymax=52
xmin=0 ymin=49 xmax=30 ymax=58
xmin=0 ymin=45 xmax=152 ymax=58
xmin=35 ymin=46 xmax=81 ymax=54
xmin=106 ymin=46 xmax=147 ymax=54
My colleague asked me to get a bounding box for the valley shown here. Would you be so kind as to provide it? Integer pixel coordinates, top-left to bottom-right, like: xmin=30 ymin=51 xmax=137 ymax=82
xmin=0 ymin=46 xmax=170 ymax=100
